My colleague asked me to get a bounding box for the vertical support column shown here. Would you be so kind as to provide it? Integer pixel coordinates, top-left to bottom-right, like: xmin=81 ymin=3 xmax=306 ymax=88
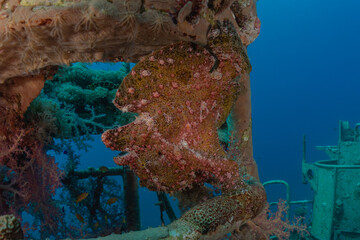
xmin=123 ymin=167 xmax=141 ymax=231
xmin=227 ymin=73 xmax=260 ymax=180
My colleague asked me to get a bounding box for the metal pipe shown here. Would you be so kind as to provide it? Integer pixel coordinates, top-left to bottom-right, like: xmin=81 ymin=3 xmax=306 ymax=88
xmin=314 ymin=160 xmax=360 ymax=169
xmin=263 ymin=180 xmax=291 ymax=220
xmin=354 ymin=123 xmax=360 ymax=141
xmin=268 ymin=199 xmax=313 ymax=207
xmin=303 ymin=135 xmax=306 ymax=164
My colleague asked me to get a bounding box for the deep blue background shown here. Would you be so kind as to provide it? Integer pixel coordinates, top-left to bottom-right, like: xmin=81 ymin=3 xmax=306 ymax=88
xmin=249 ymin=0 xmax=360 ymax=204
xmin=69 ymin=0 xmax=360 ymax=230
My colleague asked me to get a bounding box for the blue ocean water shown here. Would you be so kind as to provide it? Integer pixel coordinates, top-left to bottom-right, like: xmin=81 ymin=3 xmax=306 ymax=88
xmin=249 ymin=0 xmax=360 ymax=205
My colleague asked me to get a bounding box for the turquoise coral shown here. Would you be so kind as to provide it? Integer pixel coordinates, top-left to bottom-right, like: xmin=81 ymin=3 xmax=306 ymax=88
xmin=27 ymin=62 xmax=135 ymax=140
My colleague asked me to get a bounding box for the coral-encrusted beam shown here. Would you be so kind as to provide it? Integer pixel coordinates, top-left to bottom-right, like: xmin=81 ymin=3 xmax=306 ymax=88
xmin=0 ymin=0 xmax=259 ymax=84
xmin=227 ymin=72 xmax=260 ymax=180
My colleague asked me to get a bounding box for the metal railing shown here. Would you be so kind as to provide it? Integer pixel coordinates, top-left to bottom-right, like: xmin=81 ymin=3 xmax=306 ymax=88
xmin=263 ymin=180 xmax=313 ymax=221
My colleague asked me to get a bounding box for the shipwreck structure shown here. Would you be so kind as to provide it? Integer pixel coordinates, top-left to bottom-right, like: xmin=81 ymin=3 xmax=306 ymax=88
xmin=0 ymin=0 xmax=271 ymax=238
xmin=303 ymin=121 xmax=360 ymax=240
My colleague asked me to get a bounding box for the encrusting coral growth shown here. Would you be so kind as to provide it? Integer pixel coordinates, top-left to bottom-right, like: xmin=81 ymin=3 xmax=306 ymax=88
xmin=102 ymin=21 xmax=266 ymax=239
xmin=0 ymin=0 xmax=259 ymax=84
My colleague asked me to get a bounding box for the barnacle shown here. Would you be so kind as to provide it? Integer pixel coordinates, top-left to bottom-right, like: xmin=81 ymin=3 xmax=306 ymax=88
xmin=149 ymin=11 xmax=170 ymax=34
xmin=3 ymin=16 xmax=19 ymax=41
xmin=118 ymin=10 xmax=137 ymax=39
xmin=50 ymin=12 xmax=66 ymax=39
xmin=115 ymin=0 xmax=140 ymax=39
xmin=23 ymin=19 xmax=33 ymax=38
xmin=118 ymin=1 xmax=138 ymax=28
xmin=74 ymin=6 xmax=99 ymax=32
xmin=118 ymin=8 xmax=136 ymax=28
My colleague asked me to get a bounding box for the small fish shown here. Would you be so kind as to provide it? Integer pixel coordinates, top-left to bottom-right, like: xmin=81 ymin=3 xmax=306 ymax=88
xmin=122 ymin=217 xmax=126 ymax=224
xmin=75 ymin=213 xmax=84 ymax=223
xmin=99 ymin=166 xmax=109 ymax=173
xmin=94 ymin=222 xmax=99 ymax=228
xmin=106 ymin=197 xmax=118 ymax=205
xmin=75 ymin=192 xmax=89 ymax=203
xmin=105 ymin=215 xmax=108 ymax=221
